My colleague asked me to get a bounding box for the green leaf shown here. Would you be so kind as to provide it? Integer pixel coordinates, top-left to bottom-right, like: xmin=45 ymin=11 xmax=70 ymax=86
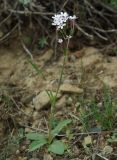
xmin=26 ymin=133 xmax=46 ymax=141
xmin=108 ymin=132 xmax=117 ymax=143
xmin=28 ymin=59 xmax=45 ymax=79
xmin=108 ymin=138 xmax=117 ymax=143
xmin=51 ymin=119 xmax=72 ymax=138
xmin=29 ymin=140 xmax=47 ymax=152
xmin=19 ymin=0 xmax=31 ymax=5
xmin=38 ymin=36 xmax=48 ymax=48
xmin=48 ymin=140 xmax=65 ymax=155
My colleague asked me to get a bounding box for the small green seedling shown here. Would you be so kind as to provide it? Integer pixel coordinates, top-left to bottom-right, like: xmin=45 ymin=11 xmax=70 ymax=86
xmin=26 ymin=119 xmax=71 ymax=155
xmin=108 ymin=131 xmax=117 ymax=143
xmin=38 ymin=36 xmax=48 ymax=48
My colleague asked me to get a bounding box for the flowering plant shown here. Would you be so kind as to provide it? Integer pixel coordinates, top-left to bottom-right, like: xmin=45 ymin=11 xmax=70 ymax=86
xmin=52 ymin=12 xmax=77 ymax=43
xmin=27 ymin=11 xmax=77 ymax=155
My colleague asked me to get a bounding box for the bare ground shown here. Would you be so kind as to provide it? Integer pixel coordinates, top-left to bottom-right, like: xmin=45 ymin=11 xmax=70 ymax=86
xmin=0 ymin=42 xmax=117 ymax=160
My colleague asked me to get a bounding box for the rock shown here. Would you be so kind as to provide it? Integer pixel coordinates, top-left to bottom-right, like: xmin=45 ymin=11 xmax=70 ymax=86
xmin=66 ymin=97 xmax=73 ymax=105
xmin=102 ymin=145 xmax=113 ymax=155
xmin=75 ymin=47 xmax=103 ymax=68
xmin=21 ymin=94 xmax=35 ymax=104
xmin=25 ymin=127 xmax=33 ymax=133
xmin=38 ymin=49 xmax=53 ymax=66
xmin=75 ymin=102 xmax=80 ymax=107
xmin=32 ymin=120 xmax=40 ymax=128
xmin=32 ymin=111 xmax=40 ymax=120
xmin=33 ymin=91 xmax=61 ymax=110
xmin=24 ymin=107 xmax=33 ymax=117
xmin=60 ymin=84 xmax=83 ymax=94
xmin=83 ymin=136 xmax=92 ymax=146
xmin=63 ymin=79 xmax=73 ymax=84
xmin=43 ymin=154 xmax=53 ymax=160
xmin=56 ymin=96 xmax=66 ymax=109
xmin=99 ymin=57 xmax=117 ymax=87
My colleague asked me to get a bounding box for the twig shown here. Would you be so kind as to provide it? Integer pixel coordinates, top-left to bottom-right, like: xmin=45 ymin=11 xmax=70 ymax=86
xmin=0 ymin=23 xmax=18 ymax=42
xmin=96 ymin=153 xmax=108 ymax=160
xmin=0 ymin=13 xmax=12 ymax=27
xmin=75 ymin=23 xmax=94 ymax=39
xmin=84 ymin=0 xmax=114 ymax=27
xmin=93 ymin=30 xmax=108 ymax=41
xmin=60 ymin=0 xmax=69 ymax=11
xmin=97 ymin=1 xmax=117 ymax=14
xmin=8 ymin=9 xmax=54 ymax=15
xmin=21 ymin=41 xmax=34 ymax=61
xmin=17 ymin=21 xmax=34 ymax=60
xmin=84 ymin=25 xmax=117 ymax=33
xmin=21 ymin=124 xmax=48 ymax=134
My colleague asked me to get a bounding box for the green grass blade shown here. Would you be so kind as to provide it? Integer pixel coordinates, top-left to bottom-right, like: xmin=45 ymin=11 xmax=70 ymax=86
xmin=51 ymin=119 xmax=72 ymax=139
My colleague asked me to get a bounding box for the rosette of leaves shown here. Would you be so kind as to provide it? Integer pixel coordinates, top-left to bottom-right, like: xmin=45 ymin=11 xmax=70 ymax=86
xmin=26 ymin=119 xmax=71 ymax=155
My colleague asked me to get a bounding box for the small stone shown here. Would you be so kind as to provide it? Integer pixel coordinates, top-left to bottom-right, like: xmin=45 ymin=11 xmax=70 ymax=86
xmin=102 ymin=145 xmax=113 ymax=155
xmin=56 ymin=96 xmax=66 ymax=109
xmin=25 ymin=128 xmax=33 ymax=133
xmin=20 ymin=145 xmax=26 ymax=151
xmin=97 ymin=102 xmax=102 ymax=108
xmin=60 ymin=84 xmax=83 ymax=94
xmin=93 ymin=140 xmax=97 ymax=144
xmin=24 ymin=107 xmax=33 ymax=117
xmin=64 ymin=79 xmax=73 ymax=84
xmin=75 ymin=102 xmax=80 ymax=107
xmin=43 ymin=154 xmax=53 ymax=160
xmin=83 ymin=136 xmax=92 ymax=146
xmin=39 ymin=49 xmax=53 ymax=66
xmin=16 ymin=150 xmax=20 ymax=154
xmin=33 ymin=111 xmax=40 ymax=120
xmin=32 ymin=120 xmax=40 ymax=128
xmin=67 ymin=97 xmax=73 ymax=105
xmin=33 ymin=91 xmax=61 ymax=110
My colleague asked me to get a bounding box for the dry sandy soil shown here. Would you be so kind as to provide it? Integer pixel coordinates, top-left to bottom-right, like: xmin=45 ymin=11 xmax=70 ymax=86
xmin=0 ymin=42 xmax=117 ymax=159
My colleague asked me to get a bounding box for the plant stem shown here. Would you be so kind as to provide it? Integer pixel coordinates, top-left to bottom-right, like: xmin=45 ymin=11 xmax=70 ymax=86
xmin=48 ymin=39 xmax=70 ymax=143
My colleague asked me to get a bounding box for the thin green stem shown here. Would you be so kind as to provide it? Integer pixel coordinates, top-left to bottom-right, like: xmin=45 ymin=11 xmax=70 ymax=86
xmin=48 ymin=38 xmax=70 ymax=143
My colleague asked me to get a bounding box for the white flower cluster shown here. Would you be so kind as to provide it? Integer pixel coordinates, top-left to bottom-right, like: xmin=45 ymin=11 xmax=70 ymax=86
xmin=52 ymin=12 xmax=76 ymax=30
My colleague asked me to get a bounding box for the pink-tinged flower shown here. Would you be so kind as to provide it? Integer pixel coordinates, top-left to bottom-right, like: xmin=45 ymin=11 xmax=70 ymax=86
xmin=69 ymin=15 xmax=77 ymax=20
xmin=58 ymin=39 xmax=63 ymax=43
xmin=66 ymin=35 xmax=72 ymax=39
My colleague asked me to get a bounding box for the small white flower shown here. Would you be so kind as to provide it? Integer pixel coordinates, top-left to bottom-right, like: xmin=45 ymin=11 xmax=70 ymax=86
xmin=69 ymin=15 xmax=77 ymax=20
xmin=58 ymin=39 xmax=63 ymax=43
xmin=52 ymin=12 xmax=77 ymax=30
xmin=52 ymin=12 xmax=69 ymax=30
xmin=66 ymin=35 xmax=72 ymax=39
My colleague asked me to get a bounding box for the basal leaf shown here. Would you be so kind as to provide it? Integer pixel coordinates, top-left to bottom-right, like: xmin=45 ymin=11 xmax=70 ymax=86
xmin=26 ymin=133 xmax=46 ymax=141
xmin=51 ymin=119 xmax=71 ymax=138
xmin=108 ymin=138 xmax=117 ymax=143
xmin=48 ymin=140 xmax=65 ymax=155
xmin=29 ymin=140 xmax=47 ymax=152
